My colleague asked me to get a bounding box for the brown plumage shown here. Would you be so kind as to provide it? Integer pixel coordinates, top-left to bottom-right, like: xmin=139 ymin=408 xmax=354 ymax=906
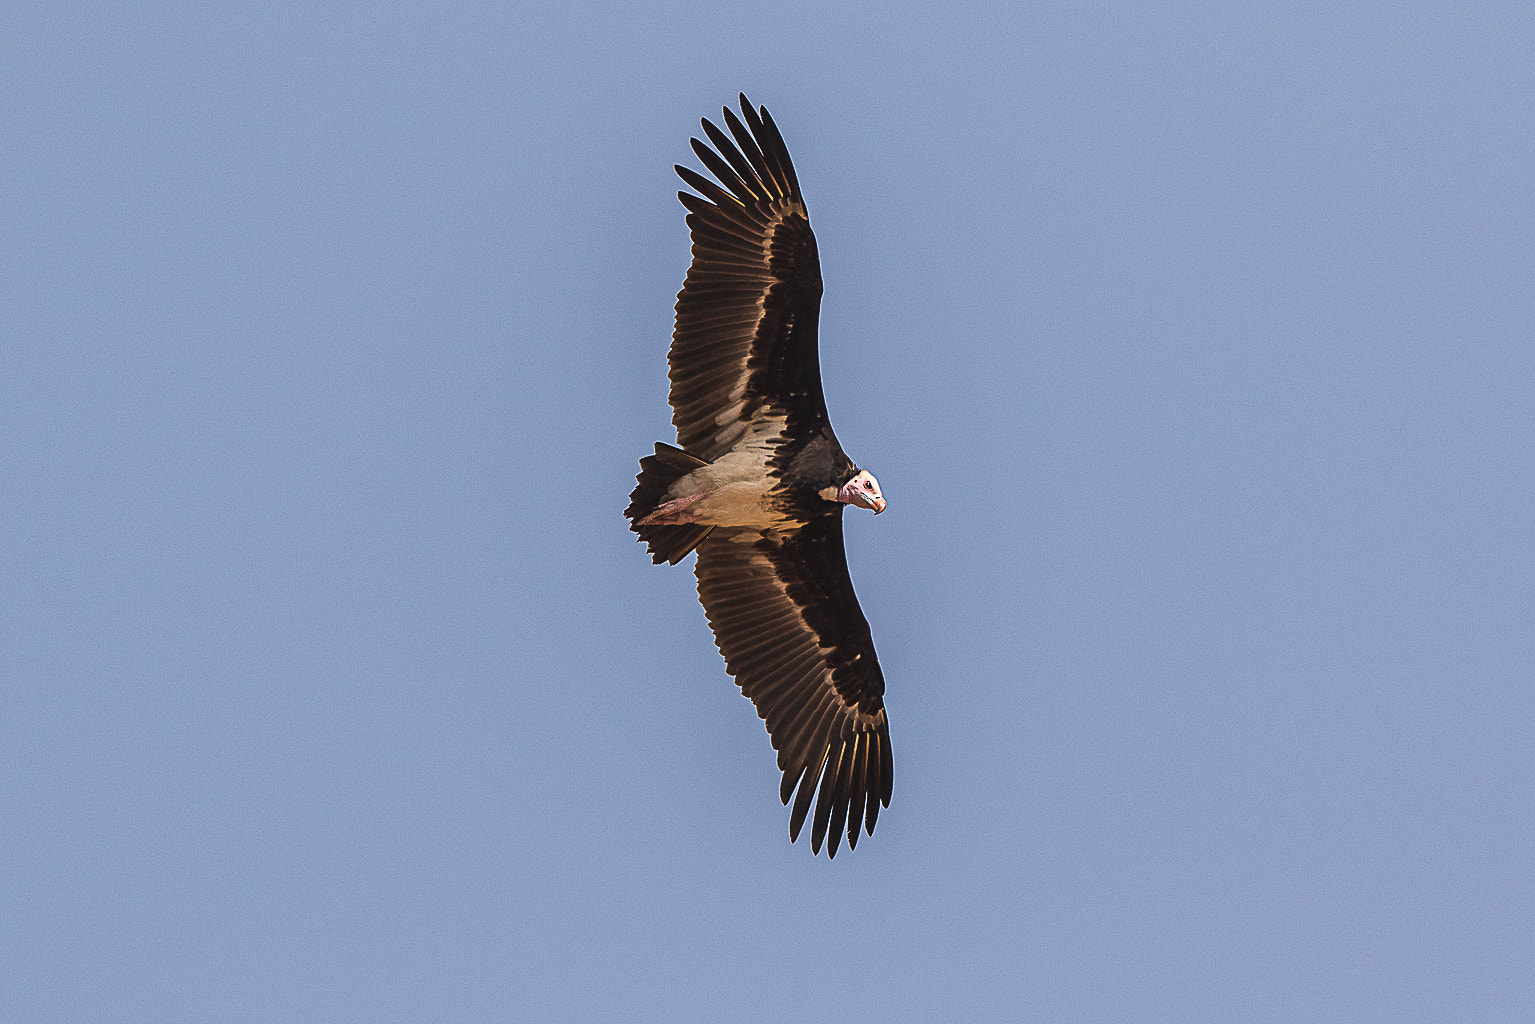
xmin=625 ymin=95 xmax=892 ymax=857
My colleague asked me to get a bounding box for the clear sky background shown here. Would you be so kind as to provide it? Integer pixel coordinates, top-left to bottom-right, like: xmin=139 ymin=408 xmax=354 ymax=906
xmin=6 ymin=2 xmax=1533 ymax=1021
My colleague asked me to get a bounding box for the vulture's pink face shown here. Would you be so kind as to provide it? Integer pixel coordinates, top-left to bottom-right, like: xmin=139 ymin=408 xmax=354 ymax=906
xmin=837 ymin=470 xmax=886 ymax=514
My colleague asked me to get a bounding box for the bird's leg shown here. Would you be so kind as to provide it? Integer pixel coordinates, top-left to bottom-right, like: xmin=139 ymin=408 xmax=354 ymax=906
xmin=637 ymin=490 xmax=710 ymax=526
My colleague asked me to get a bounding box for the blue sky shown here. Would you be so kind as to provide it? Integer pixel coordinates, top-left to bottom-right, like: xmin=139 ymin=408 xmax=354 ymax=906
xmin=6 ymin=2 xmax=1533 ymax=1020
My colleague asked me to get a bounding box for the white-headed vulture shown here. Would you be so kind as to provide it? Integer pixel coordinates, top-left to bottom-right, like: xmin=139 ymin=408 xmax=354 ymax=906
xmin=625 ymin=95 xmax=892 ymax=857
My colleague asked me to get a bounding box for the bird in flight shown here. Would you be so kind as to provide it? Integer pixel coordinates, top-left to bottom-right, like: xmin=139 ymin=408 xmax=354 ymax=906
xmin=625 ymin=94 xmax=892 ymax=857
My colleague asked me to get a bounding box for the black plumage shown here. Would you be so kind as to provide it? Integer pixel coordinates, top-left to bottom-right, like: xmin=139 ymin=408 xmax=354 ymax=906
xmin=625 ymin=95 xmax=892 ymax=857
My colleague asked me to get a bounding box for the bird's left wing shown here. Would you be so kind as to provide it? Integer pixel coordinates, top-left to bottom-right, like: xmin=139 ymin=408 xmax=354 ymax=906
xmin=692 ymin=515 xmax=891 ymax=857
xmin=669 ymin=95 xmax=829 ymax=463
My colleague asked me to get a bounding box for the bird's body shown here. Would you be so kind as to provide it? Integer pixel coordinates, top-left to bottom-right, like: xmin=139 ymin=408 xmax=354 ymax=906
xmin=626 ymin=95 xmax=892 ymax=857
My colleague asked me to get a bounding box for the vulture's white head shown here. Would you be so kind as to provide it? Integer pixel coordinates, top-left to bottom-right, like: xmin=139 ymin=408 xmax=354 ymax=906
xmin=837 ymin=470 xmax=886 ymax=514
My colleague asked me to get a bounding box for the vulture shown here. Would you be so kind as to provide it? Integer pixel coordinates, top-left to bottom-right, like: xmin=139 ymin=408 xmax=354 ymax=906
xmin=625 ymin=94 xmax=892 ymax=857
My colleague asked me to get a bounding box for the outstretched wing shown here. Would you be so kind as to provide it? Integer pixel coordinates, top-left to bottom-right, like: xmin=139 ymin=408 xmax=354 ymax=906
xmin=693 ymin=515 xmax=892 ymax=857
xmin=670 ymin=94 xmax=829 ymax=463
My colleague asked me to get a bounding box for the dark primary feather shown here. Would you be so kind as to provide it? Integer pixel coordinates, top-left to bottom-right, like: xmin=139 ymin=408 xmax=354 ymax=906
xmin=669 ymin=95 xmax=828 ymax=463
xmin=693 ymin=517 xmax=891 ymax=857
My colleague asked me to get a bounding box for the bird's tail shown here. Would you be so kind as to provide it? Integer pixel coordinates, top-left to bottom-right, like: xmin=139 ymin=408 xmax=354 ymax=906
xmin=625 ymin=443 xmax=715 ymax=565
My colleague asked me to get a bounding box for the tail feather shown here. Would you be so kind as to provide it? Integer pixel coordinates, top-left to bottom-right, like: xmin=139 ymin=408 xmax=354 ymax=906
xmin=626 ymin=443 xmax=714 ymax=565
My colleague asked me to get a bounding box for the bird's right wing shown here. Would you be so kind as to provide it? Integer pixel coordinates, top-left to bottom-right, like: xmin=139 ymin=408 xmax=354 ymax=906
xmin=692 ymin=515 xmax=891 ymax=857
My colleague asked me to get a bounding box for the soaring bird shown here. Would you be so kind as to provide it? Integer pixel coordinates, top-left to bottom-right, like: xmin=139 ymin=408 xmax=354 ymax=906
xmin=625 ymin=95 xmax=892 ymax=857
